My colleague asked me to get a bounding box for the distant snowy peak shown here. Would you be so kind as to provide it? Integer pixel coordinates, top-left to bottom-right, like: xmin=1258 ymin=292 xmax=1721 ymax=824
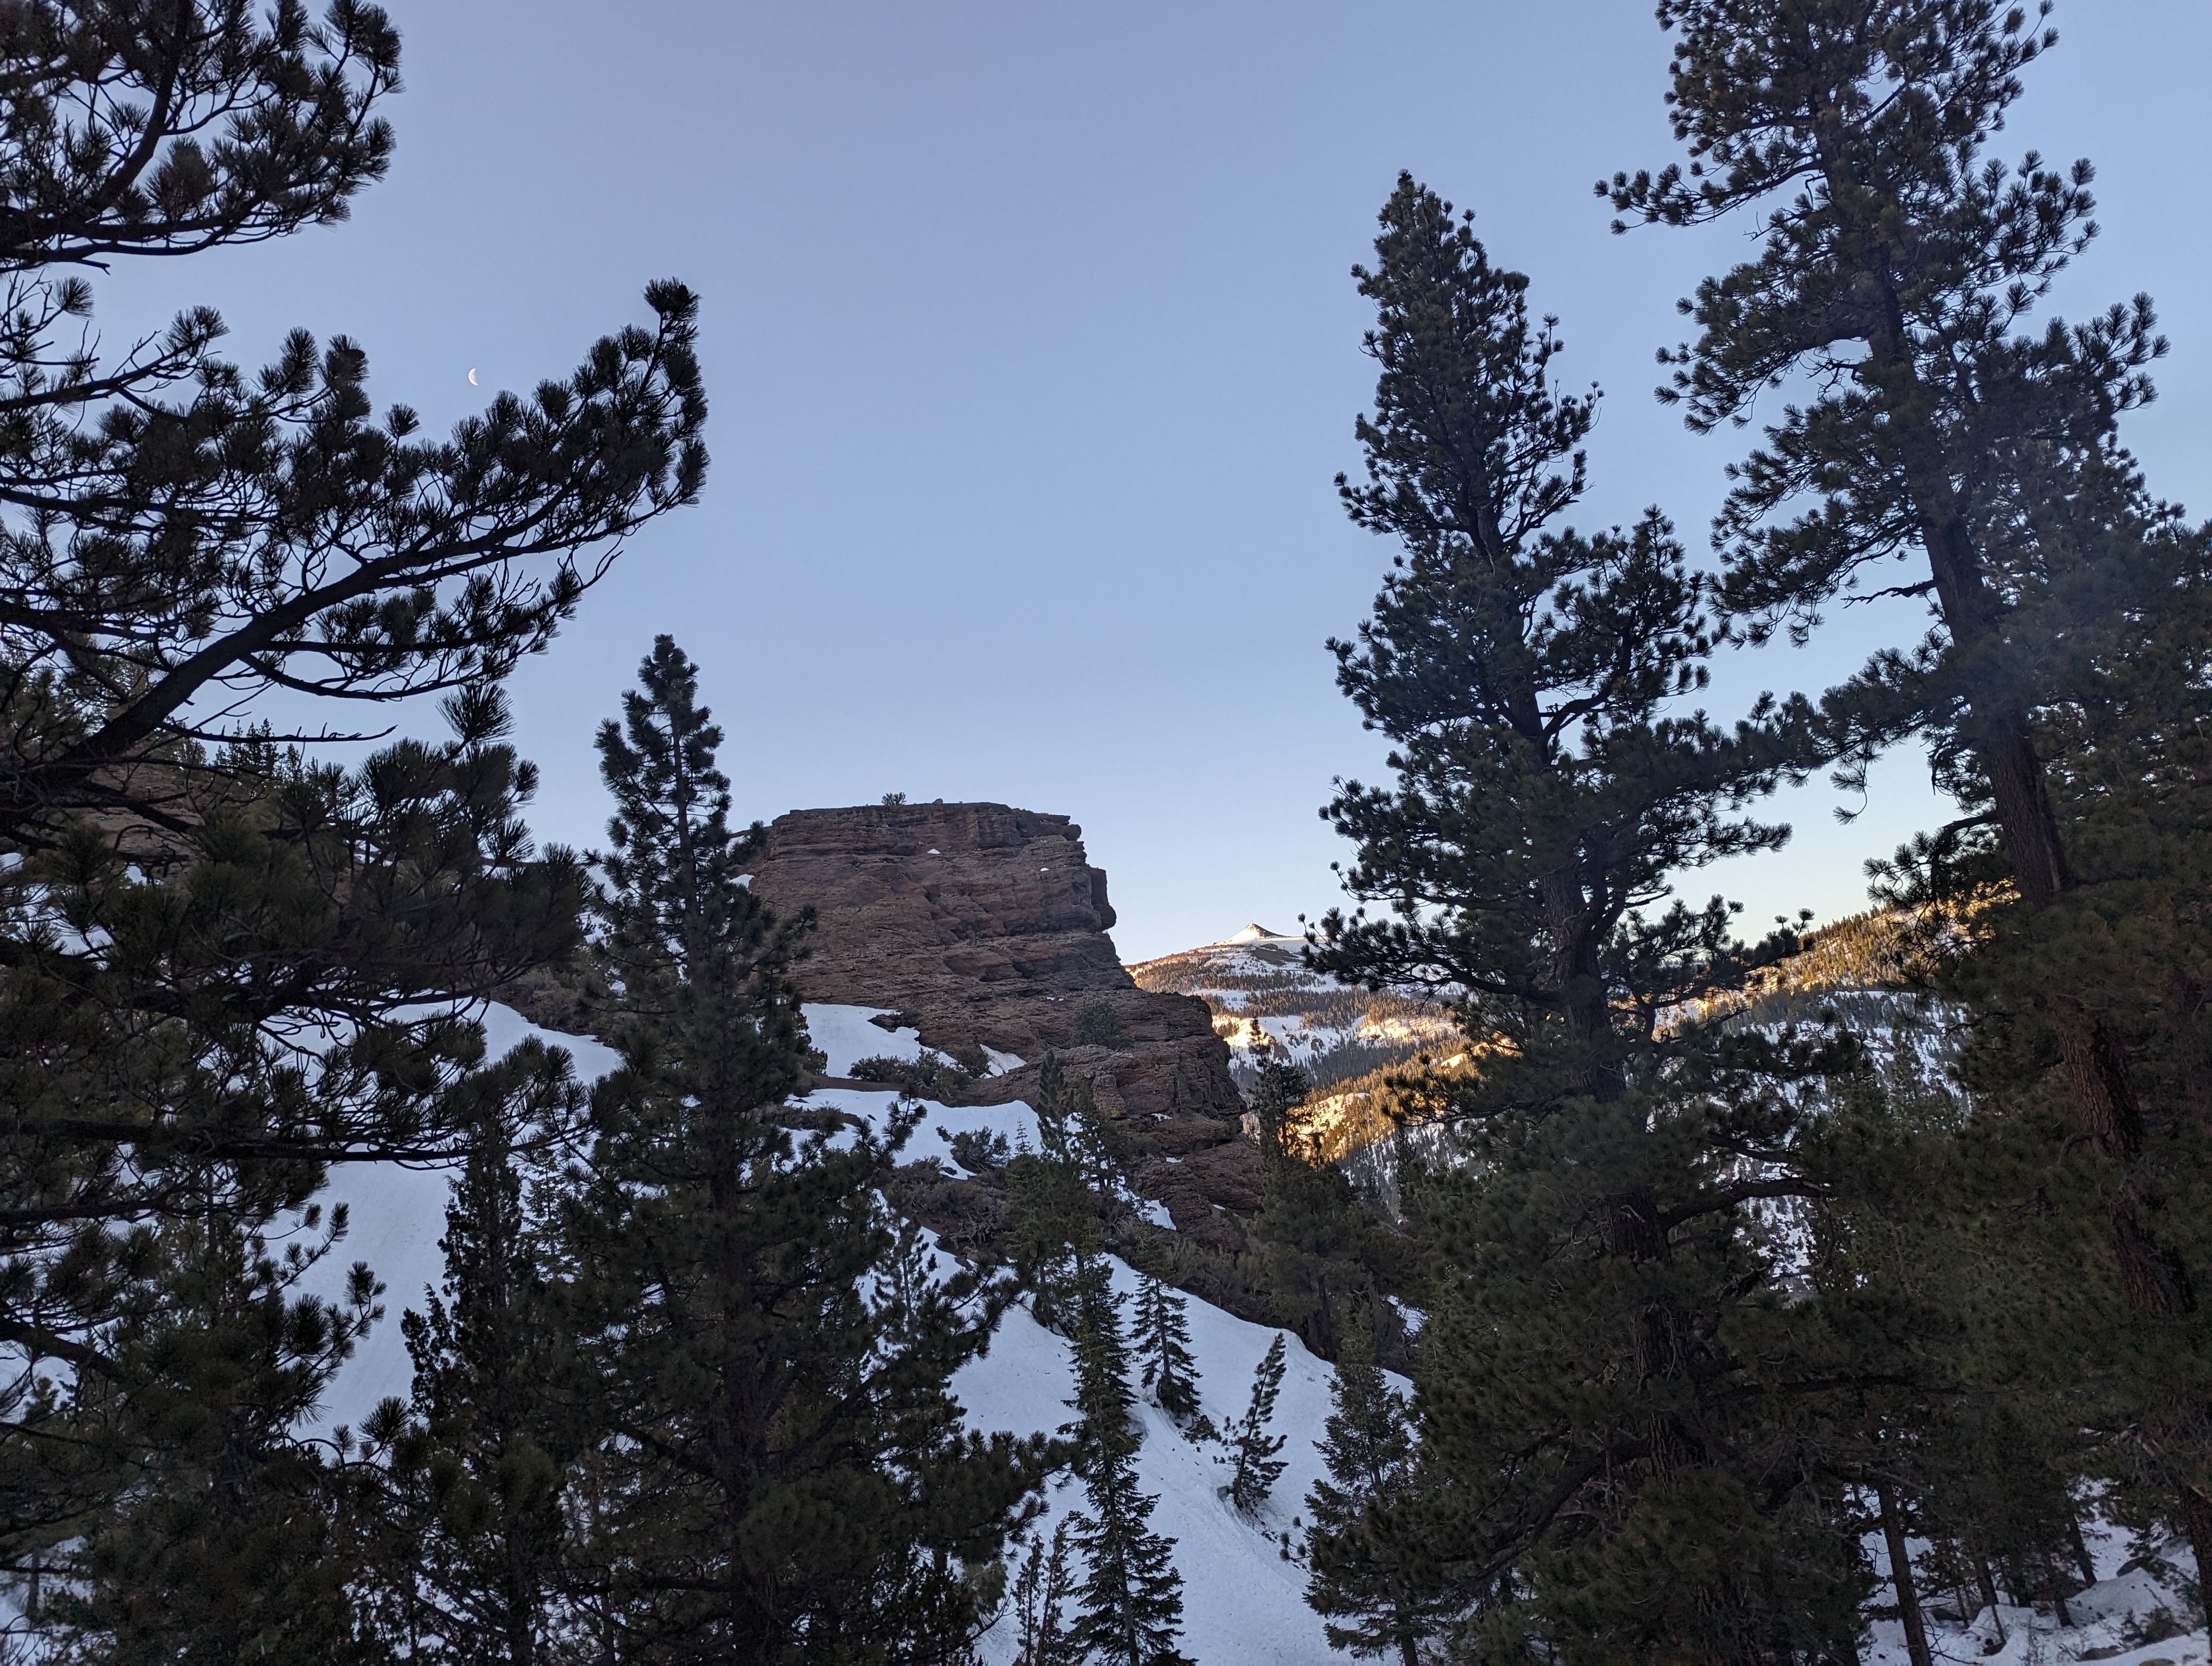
xmin=1129 ymin=928 xmax=1456 ymax=1095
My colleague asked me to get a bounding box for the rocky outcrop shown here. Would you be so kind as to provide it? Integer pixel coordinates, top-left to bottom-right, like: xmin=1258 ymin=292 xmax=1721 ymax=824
xmin=744 ymin=804 xmax=1247 ymax=1197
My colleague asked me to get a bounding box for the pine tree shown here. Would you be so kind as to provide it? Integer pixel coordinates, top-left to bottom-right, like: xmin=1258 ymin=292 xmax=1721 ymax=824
xmin=1246 ymin=1044 xmax=1408 ymax=1357
xmin=559 ymin=638 xmax=1046 ymax=1661
xmin=1062 ymin=1255 xmax=1189 ymax=1666
xmin=0 ymin=4 xmax=707 ymax=1619
xmin=1602 ymin=0 xmax=2178 ymax=1300
xmin=1313 ymin=174 xmax=1813 ymax=1099
xmin=1132 ymin=1277 xmax=1203 ymax=1428
xmin=30 ymin=1210 xmax=387 ymax=1665
xmin=1304 ymin=1323 xmax=1434 ymax=1666
xmin=1006 ymin=1054 xmax=1105 ymax=1334
xmin=370 ymin=1044 xmax=592 ymax=1664
xmin=1009 ymin=1520 xmax=1081 ymax=1666
xmin=14 ymin=690 xmax=594 ymax=1659
xmin=1603 ymin=0 xmax=2212 ymax=1581
xmin=1220 ymin=1334 xmax=1289 ymax=1516
xmin=1310 ymin=174 xmax=1872 ymax=1660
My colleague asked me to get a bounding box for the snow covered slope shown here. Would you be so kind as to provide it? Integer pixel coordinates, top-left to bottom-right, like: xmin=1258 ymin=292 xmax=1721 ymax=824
xmin=303 ymin=999 xmax=2208 ymax=1666
xmin=304 ymin=1002 xmax=1360 ymax=1663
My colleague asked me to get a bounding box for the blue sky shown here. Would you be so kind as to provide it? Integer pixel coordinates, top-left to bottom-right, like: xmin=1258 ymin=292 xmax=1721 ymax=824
xmin=92 ymin=1 xmax=2212 ymax=960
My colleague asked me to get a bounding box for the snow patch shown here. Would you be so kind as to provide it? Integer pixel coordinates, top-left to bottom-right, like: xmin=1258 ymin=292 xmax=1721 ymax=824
xmin=961 ymin=1254 xmax=1371 ymax=1665
xmin=805 ymin=1002 xmax=927 ymax=1076
xmin=304 ymin=1003 xmax=622 ymax=1436
xmin=1219 ymin=922 xmax=1296 ymax=945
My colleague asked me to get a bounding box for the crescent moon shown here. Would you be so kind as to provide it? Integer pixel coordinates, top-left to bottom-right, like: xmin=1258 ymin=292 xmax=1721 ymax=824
xmin=467 ymin=367 xmax=479 ymax=386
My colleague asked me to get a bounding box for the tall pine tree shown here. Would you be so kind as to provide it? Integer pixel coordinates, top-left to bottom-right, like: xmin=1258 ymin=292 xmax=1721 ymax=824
xmin=370 ymin=1043 xmax=595 ymax=1664
xmin=1603 ymin=0 xmax=2212 ymax=1575
xmin=1312 ymin=175 xmax=1871 ymax=1661
xmin=559 ymin=638 xmax=1045 ymax=1661
xmin=1312 ymin=175 xmax=1813 ymax=1098
xmin=1062 ymin=1255 xmax=1188 ymax=1666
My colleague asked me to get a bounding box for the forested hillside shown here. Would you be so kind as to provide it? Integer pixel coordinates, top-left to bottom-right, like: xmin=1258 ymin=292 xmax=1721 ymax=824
xmin=1129 ymin=927 xmax=1458 ymax=1094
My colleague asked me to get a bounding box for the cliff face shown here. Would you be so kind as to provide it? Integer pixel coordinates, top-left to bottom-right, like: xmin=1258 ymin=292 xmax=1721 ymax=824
xmin=744 ymin=800 xmax=1245 ymax=1126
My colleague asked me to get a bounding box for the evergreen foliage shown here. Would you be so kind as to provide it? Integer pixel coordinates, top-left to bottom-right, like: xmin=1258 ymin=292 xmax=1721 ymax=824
xmin=1009 ymin=1520 xmax=1080 ymax=1666
xmin=1311 ymin=174 xmax=1814 ymax=1101
xmin=1304 ymin=1324 xmax=1434 ymax=1666
xmin=370 ymin=1046 xmax=593 ymax=1664
xmin=1005 ymin=1054 xmax=1118 ymax=1334
xmin=1309 ymin=173 xmax=1888 ymax=1660
xmin=1070 ymin=999 xmax=1132 ymax=1051
xmin=555 ymin=638 xmax=1045 ymax=1661
xmin=28 ymin=1210 xmax=387 ymax=1665
xmin=1606 ymin=0 xmax=2212 ymax=1587
xmin=1220 ymin=1334 xmax=1289 ymax=1516
xmin=1062 ymin=1256 xmax=1188 ymax=1666
xmin=7 ymin=678 xmax=617 ymax=1662
xmin=0 ymin=4 xmax=707 ymax=1633
xmin=1132 ymin=1277 xmax=1202 ymax=1428
xmin=1246 ymin=1045 xmax=1418 ymax=1358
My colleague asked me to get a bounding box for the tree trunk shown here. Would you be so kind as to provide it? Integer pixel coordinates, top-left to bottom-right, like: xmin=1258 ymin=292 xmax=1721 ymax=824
xmin=1397 ymin=1629 xmax=1420 ymax=1666
xmin=1541 ymin=883 xmax=1623 ymax=1104
xmin=1895 ymin=429 xmax=2178 ymax=1319
xmin=2179 ymin=1483 xmax=2212 ymax=1624
xmin=1976 ymin=1557 xmax=2006 ymax=1646
xmin=2068 ymin=1506 xmax=2100 ymax=1589
xmin=504 ymin=1538 xmax=537 ymax=1666
xmin=1877 ymin=1483 xmax=1933 ymax=1666
xmin=2114 ymin=1207 xmax=2195 ymax=1317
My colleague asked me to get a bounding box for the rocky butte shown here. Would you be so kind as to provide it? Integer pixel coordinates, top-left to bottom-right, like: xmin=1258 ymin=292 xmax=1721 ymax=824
xmin=743 ymin=801 xmax=1261 ymax=1246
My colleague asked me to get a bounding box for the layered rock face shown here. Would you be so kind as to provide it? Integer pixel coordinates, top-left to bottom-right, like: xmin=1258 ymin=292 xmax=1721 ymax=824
xmin=744 ymin=802 xmax=1255 ymax=1244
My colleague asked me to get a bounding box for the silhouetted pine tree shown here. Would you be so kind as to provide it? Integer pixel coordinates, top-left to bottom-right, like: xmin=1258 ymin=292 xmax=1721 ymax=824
xmin=1304 ymin=1324 xmax=1435 ymax=1666
xmin=1062 ymin=1256 xmax=1188 ymax=1666
xmin=557 ymin=638 xmax=1045 ymax=1661
xmin=1220 ymin=1334 xmax=1289 ymax=1516
xmin=1133 ymin=1277 xmax=1202 ymax=1428
xmin=28 ymin=1212 xmax=385 ymax=1665
xmin=1604 ymin=0 xmax=2212 ymax=1581
xmin=1312 ymin=174 xmax=1868 ymax=1661
xmin=370 ymin=1045 xmax=593 ymax=1664
xmin=1009 ymin=1520 xmax=1081 ymax=1666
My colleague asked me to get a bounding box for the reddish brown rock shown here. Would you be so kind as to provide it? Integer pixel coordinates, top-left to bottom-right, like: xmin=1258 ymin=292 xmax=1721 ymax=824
xmin=744 ymin=804 xmax=1246 ymax=1166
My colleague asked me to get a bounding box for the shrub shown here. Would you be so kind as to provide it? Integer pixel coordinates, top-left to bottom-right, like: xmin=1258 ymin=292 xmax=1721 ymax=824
xmin=846 ymin=1048 xmax=985 ymax=1099
xmin=947 ymin=1127 xmax=1011 ymax=1173
xmin=1070 ymin=1000 xmax=1130 ymax=1051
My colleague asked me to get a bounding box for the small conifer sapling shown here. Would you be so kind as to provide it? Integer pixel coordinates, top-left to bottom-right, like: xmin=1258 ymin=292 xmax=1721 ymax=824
xmin=1010 ymin=1520 xmax=1080 ymax=1666
xmin=1305 ymin=1322 xmax=1432 ymax=1666
xmin=1221 ymin=1334 xmax=1290 ymax=1515
xmin=1134 ymin=1276 xmax=1203 ymax=1428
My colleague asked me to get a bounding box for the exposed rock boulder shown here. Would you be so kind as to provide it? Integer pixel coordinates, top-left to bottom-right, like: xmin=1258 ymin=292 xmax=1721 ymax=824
xmin=743 ymin=803 xmax=1247 ymax=1199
